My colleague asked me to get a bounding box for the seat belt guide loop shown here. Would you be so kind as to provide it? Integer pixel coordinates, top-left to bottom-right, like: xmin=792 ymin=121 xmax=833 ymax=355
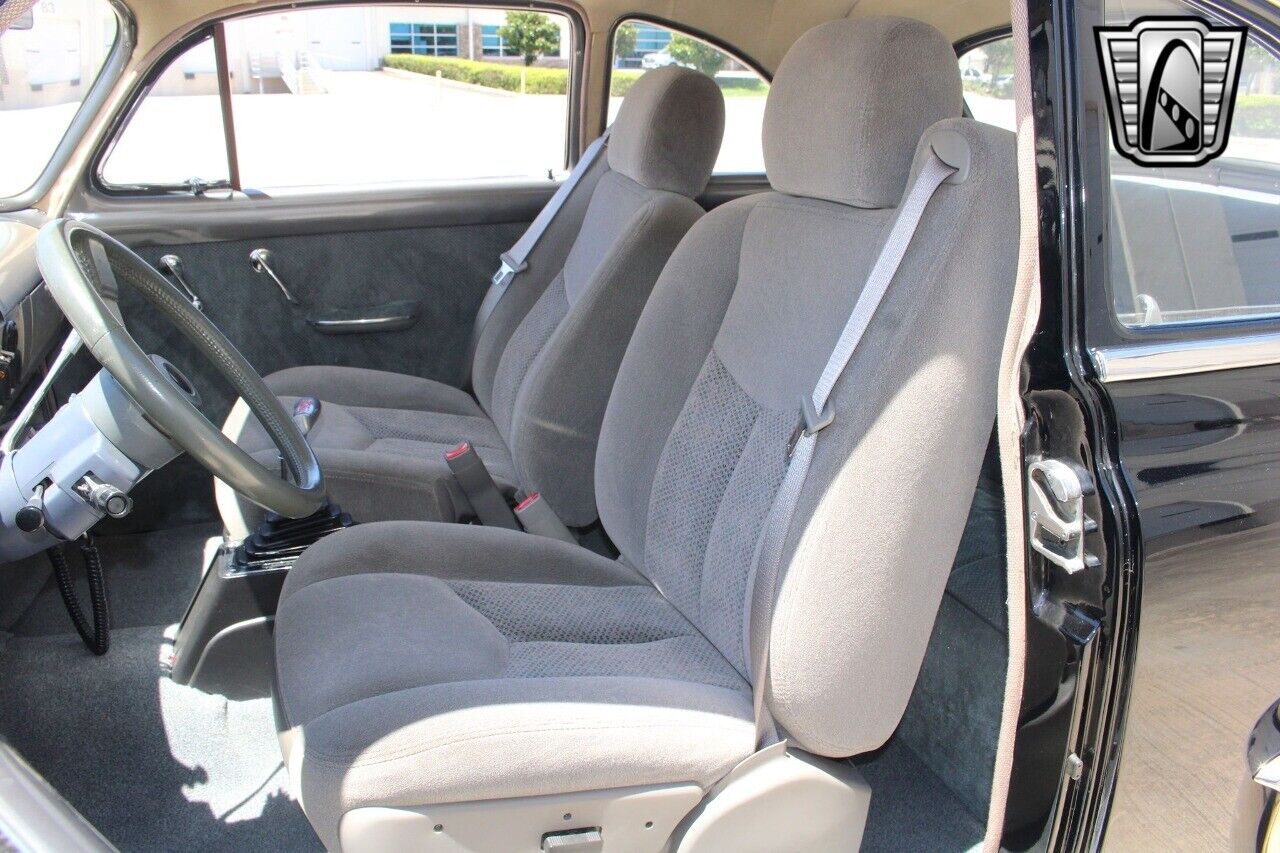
xmin=789 ymin=396 xmax=834 ymax=458
xmin=801 ymin=396 xmax=834 ymax=436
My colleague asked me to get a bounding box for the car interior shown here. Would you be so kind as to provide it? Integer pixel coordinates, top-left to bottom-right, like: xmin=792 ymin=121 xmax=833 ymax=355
xmin=0 ymin=0 xmax=1032 ymax=850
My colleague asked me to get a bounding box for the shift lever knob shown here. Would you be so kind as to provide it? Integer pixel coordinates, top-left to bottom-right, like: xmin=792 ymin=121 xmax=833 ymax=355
xmin=293 ymin=397 xmax=321 ymax=438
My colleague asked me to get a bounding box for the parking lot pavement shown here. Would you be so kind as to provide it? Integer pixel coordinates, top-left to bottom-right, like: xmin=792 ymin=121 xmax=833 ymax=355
xmin=1105 ymin=536 xmax=1280 ymax=850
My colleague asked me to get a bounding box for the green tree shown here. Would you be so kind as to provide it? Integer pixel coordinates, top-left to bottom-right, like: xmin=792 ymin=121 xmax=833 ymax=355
xmin=667 ymin=34 xmax=725 ymax=78
xmin=614 ymin=23 xmax=638 ymax=63
xmin=981 ymin=39 xmax=1014 ymax=79
xmin=1243 ymin=42 xmax=1279 ymax=95
xmin=498 ymin=11 xmax=561 ymax=92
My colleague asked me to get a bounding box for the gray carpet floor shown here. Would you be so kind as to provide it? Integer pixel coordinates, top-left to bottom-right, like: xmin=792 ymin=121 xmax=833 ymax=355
xmin=0 ymin=525 xmax=321 ymax=852
xmin=856 ymin=737 xmax=987 ymax=852
xmin=0 ymin=481 xmax=1005 ymax=852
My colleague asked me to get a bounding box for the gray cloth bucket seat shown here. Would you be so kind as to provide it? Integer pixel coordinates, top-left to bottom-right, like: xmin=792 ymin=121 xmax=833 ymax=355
xmin=218 ymin=65 xmax=725 ymax=537
xmin=272 ymin=16 xmax=1018 ymax=851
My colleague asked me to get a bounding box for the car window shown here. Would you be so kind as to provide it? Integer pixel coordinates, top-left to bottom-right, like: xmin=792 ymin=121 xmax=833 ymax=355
xmin=100 ymin=7 xmax=574 ymax=192
xmin=101 ymin=37 xmax=231 ymax=191
xmin=957 ymin=36 xmax=1016 ymax=132
xmin=1098 ymin=0 xmax=1280 ymax=327
xmin=0 ymin=0 xmax=119 ymax=198
xmin=968 ymin=14 xmax=1280 ymax=328
xmin=609 ymin=21 xmax=768 ymax=174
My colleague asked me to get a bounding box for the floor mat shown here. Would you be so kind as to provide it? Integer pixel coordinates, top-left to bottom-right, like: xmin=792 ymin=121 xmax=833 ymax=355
xmin=855 ymin=737 xmax=986 ymax=852
xmin=0 ymin=625 xmax=321 ymax=852
xmin=10 ymin=523 xmax=219 ymax=637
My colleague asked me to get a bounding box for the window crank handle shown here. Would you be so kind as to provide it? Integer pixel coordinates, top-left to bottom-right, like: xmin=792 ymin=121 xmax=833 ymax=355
xmin=249 ymin=248 xmax=300 ymax=305
xmin=158 ymin=254 xmax=202 ymax=311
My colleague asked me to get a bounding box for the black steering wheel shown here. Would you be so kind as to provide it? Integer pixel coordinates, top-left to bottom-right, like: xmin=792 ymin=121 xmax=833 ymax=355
xmin=35 ymin=219 xmax=325 ymax=518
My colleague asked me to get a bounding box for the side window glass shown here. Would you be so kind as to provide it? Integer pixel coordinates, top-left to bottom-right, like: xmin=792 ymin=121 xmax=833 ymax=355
xmin=609 ymin=21 xmax=769 ymax=174
xmin=100 ymin=7 xmax=574 ymax=192
xmin=0 ymin=0 xmax=119 ymax=198
xmin=958 ymin=36 xmax=1016 ymax=131
xmin=101 ymin=38 xmax=230 ymax=190
xmin=1098 ymin=2 xmax=1280 ymax=327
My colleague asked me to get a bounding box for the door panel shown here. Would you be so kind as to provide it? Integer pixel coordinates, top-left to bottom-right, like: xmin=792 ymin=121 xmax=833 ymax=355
xmin=74 ymin=184 xmax=552 ymax=421
xmin=124 ymin=221 xmax=521 ymax=420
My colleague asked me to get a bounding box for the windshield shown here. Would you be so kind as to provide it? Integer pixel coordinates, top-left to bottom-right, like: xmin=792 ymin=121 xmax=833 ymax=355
xmin=0 ymin=0 xmax=119 ymax=199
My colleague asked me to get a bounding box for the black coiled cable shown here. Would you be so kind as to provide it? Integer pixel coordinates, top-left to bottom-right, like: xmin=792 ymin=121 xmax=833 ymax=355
xmin=47 ymin=538 xmax=110 ymax=656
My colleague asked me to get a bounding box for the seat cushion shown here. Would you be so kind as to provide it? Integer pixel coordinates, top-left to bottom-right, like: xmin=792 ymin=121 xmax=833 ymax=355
xmin=275 ymin=521 xmax=754 ymax=850
xmin=217 ymin=366 xmax=516 ymax=538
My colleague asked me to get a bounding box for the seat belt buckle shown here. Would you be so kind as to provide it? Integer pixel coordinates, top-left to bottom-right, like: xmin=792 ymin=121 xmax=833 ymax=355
xmin=443 ymin=442 xmax=521 ymax=530
xmin=513 ymin=492 xmax=575 ymax=542
xmin=788 ymin=397 xmax=834 ymax=457
xmin=491 ymin=255 xmax=529 ymax=290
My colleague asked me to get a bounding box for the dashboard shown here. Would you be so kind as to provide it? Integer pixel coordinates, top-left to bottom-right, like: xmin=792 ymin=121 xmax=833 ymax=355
xmin=0 ymin=220 xmax=69 ymax=419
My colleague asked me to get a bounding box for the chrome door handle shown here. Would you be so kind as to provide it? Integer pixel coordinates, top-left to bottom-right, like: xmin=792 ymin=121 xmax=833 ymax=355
xmin=158 ymin=254 xmax=202 ymax=310
xmin=249 ymin=248 xmax=300 ymax=305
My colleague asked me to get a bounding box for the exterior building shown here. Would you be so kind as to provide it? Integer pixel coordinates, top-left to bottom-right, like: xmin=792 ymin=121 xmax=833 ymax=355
xmin=2 ymin=6 xmax=576 ymax=107
xmin=222 ymin=7 xmax=573 ymax=93
xmin=0 ymin=0 xmax=118 ymax=110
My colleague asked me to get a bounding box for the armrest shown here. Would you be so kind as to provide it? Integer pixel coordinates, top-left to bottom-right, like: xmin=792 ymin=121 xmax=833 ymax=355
xmin=305 ymin=300 xmax=419 ymax=335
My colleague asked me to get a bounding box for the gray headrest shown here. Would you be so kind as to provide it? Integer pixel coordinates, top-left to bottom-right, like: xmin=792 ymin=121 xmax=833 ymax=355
xmin=763 ymin=17 xmax=963 ymax=208
xmin=608 ymin=66 xmax=726 ymax=197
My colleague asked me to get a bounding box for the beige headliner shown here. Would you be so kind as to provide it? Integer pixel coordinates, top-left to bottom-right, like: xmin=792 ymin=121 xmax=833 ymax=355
xmin=42 ymin=0 xmax=1010 ymax=213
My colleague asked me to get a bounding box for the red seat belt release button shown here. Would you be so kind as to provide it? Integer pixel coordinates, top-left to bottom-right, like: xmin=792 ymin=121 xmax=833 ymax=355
xmin=442 ymin=442 xmax=519 ymax=530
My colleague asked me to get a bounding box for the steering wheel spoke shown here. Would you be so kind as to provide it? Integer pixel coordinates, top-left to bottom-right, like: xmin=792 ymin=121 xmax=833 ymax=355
xmin=35 ymin=219 xmax=325 ymax=519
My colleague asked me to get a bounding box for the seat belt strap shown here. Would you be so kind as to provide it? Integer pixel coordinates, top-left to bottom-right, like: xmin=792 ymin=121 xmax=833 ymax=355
xmin=470 ymin=129 xmax=612 ymax=349
xmin=745 ymin=150 xmax=958 ymax=746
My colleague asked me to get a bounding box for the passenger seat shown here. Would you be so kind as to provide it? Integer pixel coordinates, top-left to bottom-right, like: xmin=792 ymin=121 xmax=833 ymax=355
xmin=218 ymin=66 xmax=725 ymax=537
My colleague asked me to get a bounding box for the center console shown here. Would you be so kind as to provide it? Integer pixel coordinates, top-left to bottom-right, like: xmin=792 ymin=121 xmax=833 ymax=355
xmin=169 ymin=398 xmax=353 ymax=699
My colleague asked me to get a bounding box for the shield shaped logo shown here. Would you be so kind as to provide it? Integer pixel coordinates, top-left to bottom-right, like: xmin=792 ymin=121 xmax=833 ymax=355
xmin=1095 ymin=17 xmax=1247 ymax=167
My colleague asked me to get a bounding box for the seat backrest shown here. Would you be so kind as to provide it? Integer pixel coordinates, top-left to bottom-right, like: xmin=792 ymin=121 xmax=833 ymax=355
xmin=595 ymin=16 xmax=1018 ymax=757
xmin=469 ymin=67 xmax=724 ymax=526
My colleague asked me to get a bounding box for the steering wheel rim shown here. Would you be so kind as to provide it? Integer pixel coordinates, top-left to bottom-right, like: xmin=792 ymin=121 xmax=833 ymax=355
xmin=35 ymin=218 xmax=325 ymax=519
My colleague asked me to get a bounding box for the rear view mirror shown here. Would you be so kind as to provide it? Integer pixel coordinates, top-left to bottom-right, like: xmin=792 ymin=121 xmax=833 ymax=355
xmin=4 ymin=7 xmax=36 ymax=30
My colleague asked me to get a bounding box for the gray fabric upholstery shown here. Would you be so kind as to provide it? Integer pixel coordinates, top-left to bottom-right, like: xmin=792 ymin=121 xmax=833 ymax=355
xmin=275 ymin=522 xmax=753 ymax=850
xmin=763 ymin=17 xmax=962 ymax=208
xmin=598 ymin=115 xmax=1016 ymax=757
xmin=220 ymin=367 xmax=515 ymax=536
xmin=762 ymin=120 xmax=1015 ymax=755
xmin=607 ymin=65 xmax=725 ymax=197
xmin=272 ymin=17 xmax=1017 ymax=846
xmin=224 ymin=70 xmax=718 ymax=531
xmin=501 ymin=174 xmax=705 ymax=523
xmin=131 ymin=223 xmax=521 ymax=423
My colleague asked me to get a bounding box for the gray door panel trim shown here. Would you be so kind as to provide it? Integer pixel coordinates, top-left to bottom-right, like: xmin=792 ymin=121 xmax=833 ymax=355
xmin=0 ymin=741 xmax=117 ymax=852
xmin=70 ymin=180 xmax=557 ymax=246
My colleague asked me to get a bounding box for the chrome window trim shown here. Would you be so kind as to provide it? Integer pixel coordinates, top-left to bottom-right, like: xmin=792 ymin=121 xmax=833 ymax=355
xmin=1092 ymin=333 xmax=1280 ymax=382
xmin=0 ymin=0 xmax=136 ymax=213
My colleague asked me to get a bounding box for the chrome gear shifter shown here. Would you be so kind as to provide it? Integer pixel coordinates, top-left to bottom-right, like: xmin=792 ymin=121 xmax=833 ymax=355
xmin=236 ymin=395 xmax=352 ymax=575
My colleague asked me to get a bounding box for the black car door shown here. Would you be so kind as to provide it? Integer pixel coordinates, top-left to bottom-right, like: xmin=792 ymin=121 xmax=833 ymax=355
xmin=1064 ymin=0 xmax=1280 ymax=848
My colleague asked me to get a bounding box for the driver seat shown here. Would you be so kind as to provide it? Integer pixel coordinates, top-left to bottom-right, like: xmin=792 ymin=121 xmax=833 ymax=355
xmin=273 ymin=16 xmax=1017 ymax=851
